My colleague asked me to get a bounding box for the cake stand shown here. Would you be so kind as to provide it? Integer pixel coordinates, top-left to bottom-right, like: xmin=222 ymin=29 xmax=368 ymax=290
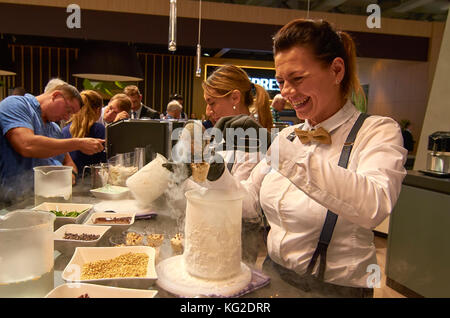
xmin=156 ymin=255 xmax=252 ymax=297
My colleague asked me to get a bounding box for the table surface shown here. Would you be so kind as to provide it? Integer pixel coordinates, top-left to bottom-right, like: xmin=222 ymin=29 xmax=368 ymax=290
xmin=1 ymin=182 xmax=315 ymax=298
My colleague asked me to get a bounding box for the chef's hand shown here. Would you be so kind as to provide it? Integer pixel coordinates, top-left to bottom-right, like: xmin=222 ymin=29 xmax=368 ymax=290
xmin=205 ymin=154 xmax=225 ymax=181
xmin=214 ymin=115 xmax=271 ymax=153
xmin=162 ymin=154 xmax=226 ymax=182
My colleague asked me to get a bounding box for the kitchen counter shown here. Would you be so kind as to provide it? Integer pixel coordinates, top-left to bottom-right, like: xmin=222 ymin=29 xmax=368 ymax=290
xmin=403 ymin=170 xmax=450 ymax=195
xmin=386 ymin=170 xmax=450 ymax=297
xmin=2 ymin=182 xmax=323 ymax=298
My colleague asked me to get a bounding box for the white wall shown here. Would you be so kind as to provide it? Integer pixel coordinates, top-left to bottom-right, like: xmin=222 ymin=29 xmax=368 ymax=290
xmin=414 ymin=13 xmax=450 ymax=170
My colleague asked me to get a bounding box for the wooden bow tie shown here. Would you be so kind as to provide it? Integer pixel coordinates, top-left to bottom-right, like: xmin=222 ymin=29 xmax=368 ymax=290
xmin=294 ymin=127 xmax=332 ymax=145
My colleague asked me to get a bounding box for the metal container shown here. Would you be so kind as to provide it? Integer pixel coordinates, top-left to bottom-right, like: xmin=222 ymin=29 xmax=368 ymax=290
xmin=0 ymin=210 xmax=55 ymax=297
xmin=82 ymin=164 xmax=109 ymax=189
xmin=427 ymin=131 xmax=450 ymax=174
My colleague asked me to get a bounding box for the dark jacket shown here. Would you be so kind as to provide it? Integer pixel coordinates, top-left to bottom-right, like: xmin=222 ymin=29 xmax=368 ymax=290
xmin=140 ymin=104 xmax=160 ymax=119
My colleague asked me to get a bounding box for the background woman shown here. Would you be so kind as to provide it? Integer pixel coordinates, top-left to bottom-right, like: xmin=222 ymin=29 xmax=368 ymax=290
xmin=201 ymin=65 xmax=274 ymax=182
xmin=203 ymin=64 xmax=273 ymax=131
xmin=62 ymin=90 xmax=106 ymax=174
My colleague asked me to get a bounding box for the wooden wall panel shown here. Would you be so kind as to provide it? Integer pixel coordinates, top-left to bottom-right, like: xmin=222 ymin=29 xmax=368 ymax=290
xmin=2 ymin=45 xmax=195 ymax=115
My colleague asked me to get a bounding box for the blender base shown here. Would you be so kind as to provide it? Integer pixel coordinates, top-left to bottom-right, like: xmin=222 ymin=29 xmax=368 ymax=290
xmin=156 ymin=255 xmax=252 ymax=297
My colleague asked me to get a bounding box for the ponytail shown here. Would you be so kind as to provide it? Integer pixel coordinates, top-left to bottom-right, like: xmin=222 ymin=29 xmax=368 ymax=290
xmin=338 ymin=31 xmax=364 ymax=101
xmin=252 ymin=84 xmax=273 ymax=131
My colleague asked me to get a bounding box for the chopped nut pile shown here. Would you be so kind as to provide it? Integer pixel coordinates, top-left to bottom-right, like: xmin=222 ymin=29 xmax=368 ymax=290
xmin=146 ymin=234 xmax=164 ymax=247
xmin=80 ymin=252 xmax=149 ymax=280
xmin=125 ymin=232 xmax=143 ymax=246
xmin=171 ymin=233 xmax=184 ymax=254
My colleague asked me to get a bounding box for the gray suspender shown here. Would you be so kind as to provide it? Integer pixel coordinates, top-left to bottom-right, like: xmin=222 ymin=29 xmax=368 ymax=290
xmin=305 ymin=112 xmax=370 ymax=281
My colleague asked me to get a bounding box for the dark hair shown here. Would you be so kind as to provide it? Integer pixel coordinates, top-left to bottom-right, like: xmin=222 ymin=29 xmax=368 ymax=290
xmin=12 ymin=86 xmax=26 ymax=96
xmin=273 ymin=19 xmax=363 ymax=101
xmin=170 ymin=93 xmax=183 ymax=101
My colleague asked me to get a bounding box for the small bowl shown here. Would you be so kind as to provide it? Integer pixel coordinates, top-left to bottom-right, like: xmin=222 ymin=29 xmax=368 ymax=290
xmin=33 ymin=202 xmax=93 ymax=230
xmin=85 ymin=211 xmax=136 ymax=234
xmin=109 ymin=231 xmax=164 ymax=262
xmin=54 ymin=224 xmax=112 ymax=255
xmin=61 ymin=246 xmax=157 ymax=289
xmin=90 ymin=185 xmax=130 ymax=200
xmin=45 ymin=283 xmax=158 ymax=298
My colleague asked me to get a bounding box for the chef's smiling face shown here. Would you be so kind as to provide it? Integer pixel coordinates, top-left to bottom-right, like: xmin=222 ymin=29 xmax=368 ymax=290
xmin=275 ymin=45 xmax=344 ymax=126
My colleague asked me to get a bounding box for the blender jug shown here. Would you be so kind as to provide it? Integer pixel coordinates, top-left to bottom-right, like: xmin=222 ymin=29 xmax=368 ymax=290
xmin=33 ymin=166 xmax=72 ymax=205
xmin=183 ymin=189 xmax=245 ymax=279
xmin=0 ymin=210 xmax=55 ymax=297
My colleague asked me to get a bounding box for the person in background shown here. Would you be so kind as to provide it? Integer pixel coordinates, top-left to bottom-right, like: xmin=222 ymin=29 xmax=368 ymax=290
xmin=162 ymin=100 xmax=183 ymax=120
xmin=193 ymin=19 xmax=407 ymax=297
xmin=166 ymin=93 xmax=188 ymax=120
xmin=44 ymin=78 xmax=66 ymax=93
xmin=201 ymin=105 xmax=216 ymax=129
xmin=62 ymin=90 xmax=107 ymax=174
xmin=45 ymin=78 xmax=70 ymax=129
xmin=400 ymin=119 xmax=414 ymax=153
xmin=0 ymin=81 xmax=104 ymax=202
xmin=101 ymin=93 xmax=132 ymax=125
xmin=123 ymin=85 xmax=160 ymax=119
xmin=201 ymin=64 xmax=273 ymax=182
xmin=270 ymin=93 xmax=286 ymax=123
xmin=203 ymin=64 xmax=273 ymax=131
xmin=12 ymin=86 xmax=26 ymax=96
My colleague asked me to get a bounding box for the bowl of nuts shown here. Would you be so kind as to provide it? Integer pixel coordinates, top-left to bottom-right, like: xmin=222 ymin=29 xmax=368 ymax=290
xmin=109 ymin=231 xmax=165 ymax=261
xmin=61 ymin=246 xmax=157 ymax=289
xmin=54 ymin=224 xmax=112 ymax=255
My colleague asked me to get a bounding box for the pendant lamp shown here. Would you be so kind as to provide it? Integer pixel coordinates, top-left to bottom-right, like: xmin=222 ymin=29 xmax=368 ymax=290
xmin=0 ymin=37 xmax=16 ymax=76
xmin=73 ymin=41 xmax=144 ymax=82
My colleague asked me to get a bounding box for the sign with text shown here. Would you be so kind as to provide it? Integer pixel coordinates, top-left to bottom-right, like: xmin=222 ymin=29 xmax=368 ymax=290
xmin=205 ymin=64 xmax=280 ymax=99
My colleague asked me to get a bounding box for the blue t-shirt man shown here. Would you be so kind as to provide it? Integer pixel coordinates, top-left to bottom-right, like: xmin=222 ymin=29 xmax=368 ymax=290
xmin=0 ymin=94 xmax=64 ymax=201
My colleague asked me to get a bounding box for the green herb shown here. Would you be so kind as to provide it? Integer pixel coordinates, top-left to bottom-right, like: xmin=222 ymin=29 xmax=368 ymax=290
xmin=48 ymin=208 xmax=88 ymax=218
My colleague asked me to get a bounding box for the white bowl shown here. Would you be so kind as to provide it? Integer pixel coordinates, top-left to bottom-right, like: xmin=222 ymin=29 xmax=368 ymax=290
xmin=61 ymin=246 xmax=157 ymax=289
xmin=54 ymin=224 xmax=112 ymax=255
xmin=90 ymin=185 xmax=130 ymax=200
xmin=33 ymin=202 xmax=93 ymax=230
xmin=85 ymin=211 xmax=136 ymax=234
xmin=45 ymin=283 xmax=158 ymax=298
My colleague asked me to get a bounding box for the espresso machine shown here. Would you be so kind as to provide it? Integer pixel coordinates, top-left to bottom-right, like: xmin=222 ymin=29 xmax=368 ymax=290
xmin=105 ymin=119 xmax=186 ymax=164
xmin=424 ymin=131 xmax=450 ymax=177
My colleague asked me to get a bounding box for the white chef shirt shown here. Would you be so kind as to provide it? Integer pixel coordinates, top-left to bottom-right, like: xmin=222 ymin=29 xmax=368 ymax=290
xmin=208 ymin=100 xmax=407 ymax=288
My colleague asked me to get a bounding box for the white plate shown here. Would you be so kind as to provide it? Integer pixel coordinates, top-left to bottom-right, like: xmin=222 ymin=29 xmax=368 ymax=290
xmin=85 ymin=211 xmax=136 ymax=234
xmin=33 ymin=202 xmax=93 ymax=230
xmin=45 ymin=283 xmax=158 ymax=298
xmin=62 ymin=246 xmax=157 ymax=289
xmin=94 ymin=199 xmax=155 ymax=217
xmin=54 ymin=224 xmax=112 ymax=255
xmin=90 ymin=185 xmax=130 ymax=200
